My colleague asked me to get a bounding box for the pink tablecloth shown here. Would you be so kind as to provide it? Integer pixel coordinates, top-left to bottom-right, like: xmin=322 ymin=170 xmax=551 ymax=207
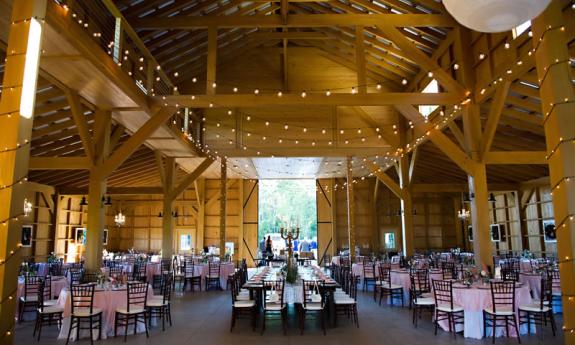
xmin=438 ymin=283 xmax=532 ymax=339
xmin=57 ymin=284 xmax=154 ymax=340
xmin=194 ymin=262 xmax=235 ymax=287
xmin=102 ymin=263 xmax=161 ymax=283
xmin=519 ymin=272 xmax=541 ymax=298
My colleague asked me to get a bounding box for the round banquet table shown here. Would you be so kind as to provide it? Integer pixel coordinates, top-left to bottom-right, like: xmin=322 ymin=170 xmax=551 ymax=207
xmin=519 ymin=272 xmax=541 ymax=298
xmin=388 ymin=269 xmax=443 ymax=303
xmin=437 ymin=282 xmax=533 ymax=339
xmin=101 ymin=262 xmax=161 ymax=283
xmin=57 ymin=284 xmax=154 ymax=340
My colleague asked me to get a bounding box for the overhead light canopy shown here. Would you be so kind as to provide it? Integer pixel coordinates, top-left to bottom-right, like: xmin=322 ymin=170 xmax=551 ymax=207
xmin=443 ymin=0 xmax=550 ymax=33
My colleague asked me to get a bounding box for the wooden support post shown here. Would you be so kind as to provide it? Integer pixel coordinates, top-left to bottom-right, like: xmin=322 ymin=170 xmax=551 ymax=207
xmin=85 ymin=111 xmax=111 ymax=271
xmin=238 ymin=179 xmax=244 ymax=262
xmin=206 ymin=26 xmax=217 ymax=95
xmin=0 ymin=2 xmax=46 ymax=338
xmin=161 ymin=157 xmax=175 ymax=259
xmin=331 ymin=178 xmax=338 ymax=254
xmin=533 ymin=2 xmax=575 ymax=335
xmin=195 ymin=179 xmax=206 ymax=252
xmin=399 ymin=153 xmax=414 ymax=255
xmin=219 ymin=159 xmax=227 ymax=256
xmin=346 ymin=157 xmax=356 ymax=261
xmin=468 ymin=163 xmax=492 ymax=271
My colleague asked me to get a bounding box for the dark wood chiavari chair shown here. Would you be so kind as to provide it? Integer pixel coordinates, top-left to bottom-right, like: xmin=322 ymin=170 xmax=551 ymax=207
xmin=205 ymin=261 xmax=221 ymax=291
xmin=483 ymin=281 xmax=521 ymax=344
xmin=109 ymin=266 xmax=123 ymax=278
xmin=550 ymin=269 xmax=561 ymax=310
xmin=300 ymin=279 xmax=326 ymax=335
xmin=33 ymin=278 xmax=63 ymax=341
xmin=114 ymin=282 xmax=149 ymax=342
xmin=376 ymin=266 xmax=404 ymax=307
xmin=132 ymin=263 xmax=147 ymax=283
xmin=261 ymin=279 xmax=287 ymax=335
xmin=19 ymin=274 xmax=41 ymax=322
xmin=69 ymin=269 xmax=84 ymax=285
xmin=66 ymin=283 xmax=102 ymax=345
xmin=410 ymin=269 xmax=434 ymax=327
xmin=441 ymin=261 xmax=456 ymax=280
xmin=519 ymin=272 xmax=556 ymax=337
xmin=432 ymin=280 xmax=464 ymax=338
xmin=334 ymin=273 xmax=359 ymax=328
xmin=147 ymin=274 xmax=173 ymax=331
xmin=229 ymin=273 xmax=256 ymax=332
xmin=184 ymin=256 xmax=202 ymax=292
xmin=362 ymin=261 xmax=376 ymax=292
xmin=49 ymin=261 xmax=63 ymax=276
xmin=160 ymin=258 xmax=172 ymax=275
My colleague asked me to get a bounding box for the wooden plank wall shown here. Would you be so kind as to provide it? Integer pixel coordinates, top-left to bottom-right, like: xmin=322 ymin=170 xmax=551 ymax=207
xmin=523 ymin=186 xmax=556 ymax=256
xmin=20 ymin=184 xmax=56 ymax=261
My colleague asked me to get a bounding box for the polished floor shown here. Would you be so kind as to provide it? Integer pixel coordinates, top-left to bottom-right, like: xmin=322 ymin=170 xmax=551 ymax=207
xmin=15 ymin=288 xmax=564 ymax=345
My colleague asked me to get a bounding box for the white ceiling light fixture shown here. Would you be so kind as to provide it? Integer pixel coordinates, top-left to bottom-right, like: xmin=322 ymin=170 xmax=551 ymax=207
xmin=442 ymin=0 xmax=550 ymax=33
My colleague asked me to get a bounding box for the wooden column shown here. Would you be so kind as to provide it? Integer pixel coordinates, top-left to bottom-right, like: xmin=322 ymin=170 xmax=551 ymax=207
xmin=346 ymin=157 xmax=356 ymax=261
xmin=468 ymin=164 xmax=493 ymax=270
xmin=219 ymin=159 xmax=227 ymax=256
xmin=238 ymin=179 xmax=244 ymax=262
xmin=195 ymin=179 xmax=205 ymax=252
xmin=85 ymin=111 xmax=111 ymax=271
xmin=0 ymin=1 xmax=46 ymax=341
xmin=161 ymin=157 xmax=175 ymax=258
xmin=206 ymin=26 xmax=217 ymax=95
xmin=399 ymin=153 xmax=414 ymax=255
xmin=532 ymin=2 xmax=575 ymax=340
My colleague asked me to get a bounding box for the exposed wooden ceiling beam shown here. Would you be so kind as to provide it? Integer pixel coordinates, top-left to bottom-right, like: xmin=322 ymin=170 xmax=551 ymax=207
xmin=29 ymin=157 xmax=91 ymax=170
xmin=157 ymin=92 xmax=465 ymax=108
xmin=132 ymin=14 xmax=457 ymax=29
xmin=483 ymin=151 xmax=547 ymax=165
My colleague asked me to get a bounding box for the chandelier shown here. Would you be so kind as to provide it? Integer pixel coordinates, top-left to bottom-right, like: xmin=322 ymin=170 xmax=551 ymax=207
xmin=458 ymin=208 xmax=470 ymax=220
xmin=23 ymin=198 xmax=33 ymax=217
xmin=114 ymin=211 xmax=126 ymax=227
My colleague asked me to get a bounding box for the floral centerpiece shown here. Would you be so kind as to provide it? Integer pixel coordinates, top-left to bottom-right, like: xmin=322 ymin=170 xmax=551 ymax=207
xmin=463 ymin=268 xmax=474 ymax=287
xmin=280 ymin=224 xmax=300 ymax=284
xmin=47 ymin=251 xmax=59 ymax=264
xmin=521 ymin=249 xmax=534 ymax=259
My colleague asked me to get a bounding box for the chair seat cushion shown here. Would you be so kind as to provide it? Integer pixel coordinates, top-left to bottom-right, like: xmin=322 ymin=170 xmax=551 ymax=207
xmin=39 ymin=305 xmax=64 ymax=314
xmin=304 ymin=303 xmax=323 ymax=311
xmin=414 ymin=297 xmax=435 ymax=306
xmin=20 ymin=295 xmax=38 ymax=302
xmin=236 ymin=294 xmax=252 ymax=301
xmin=484 ymin=307 xmax=514 ymax=316
xmin=116 ymin=307 xmax=145 ymax=315
xmin=531 ymin=299 xmax=550 ymax=306
xmin=437 ymin=304 xmax=464 ymax=313
xmin=72 ymin=307 xmax=102 ymax=317
xmin=519 ymin=304 xmax=550 ymax=313
xmin=234 ymin=300 xmax=255 ymax=308
xmin=334 ymin=298 xmax=356 ymax=305
xmin=207 ymin=275 xmax=220 ymax=279
xmin=264 ymin=303 xmax=285 ymax=311
xmin=43 ymin=299 xmax=58 ymax=307
xmin=146 ymin=299 xmax=168 ymax=307
xmin=382 ymin=284 xmax=403 ymax=290
xmin=420 ymin=292 xmax=433 ymax=298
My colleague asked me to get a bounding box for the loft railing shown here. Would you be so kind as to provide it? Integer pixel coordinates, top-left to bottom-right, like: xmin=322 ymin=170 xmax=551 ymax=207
xmin=51 ymin=0 xmax=175 ymax=96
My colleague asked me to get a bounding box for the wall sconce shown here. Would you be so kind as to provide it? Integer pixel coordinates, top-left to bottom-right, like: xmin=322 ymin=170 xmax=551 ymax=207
xmin=488 ymin=193 xmax=496 ymax=203
xmin=102 ymin=196 xmax=112 ymax=206
xmin=79 ymin=196 xmax=88 ymax=206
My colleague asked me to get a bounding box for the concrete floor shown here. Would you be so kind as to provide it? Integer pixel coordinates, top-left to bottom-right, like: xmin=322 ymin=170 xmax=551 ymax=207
xmin=15 ymin=289 xmax=564 ymax=345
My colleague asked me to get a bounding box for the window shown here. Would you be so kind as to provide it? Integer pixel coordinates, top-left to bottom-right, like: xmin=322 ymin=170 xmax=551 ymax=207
xmin=180 ymin=234 xmax=192 ymax=251
xmin=384 ymin=233 xmax=396 ymax=249
xmin=512 ymin=21 xmax=531 ymax=39
xmin=418 ymin=79 xmax=439 ymax=118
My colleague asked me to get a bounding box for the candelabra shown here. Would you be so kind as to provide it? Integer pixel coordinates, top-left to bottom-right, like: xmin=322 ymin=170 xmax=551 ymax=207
xmin=280 ymin=226 xmax=300 ymax=259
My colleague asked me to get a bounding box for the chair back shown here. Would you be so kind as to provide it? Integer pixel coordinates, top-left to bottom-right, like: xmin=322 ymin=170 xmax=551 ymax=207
xmin=208 ymin=261 xmax=221 ymax=278
xmin=70 ymin=283 xmax=96 ymax=314
xmin=42 ymin=275 xmax=52 ymax=299
xmin=69 ymin=269 xmax=84 ymax=285
xmin=302 ymin=279 xmax=325 ymax=308
xmin=82 ymin=272 xmax=99 ymax=284
xmin=501 ymin=268 xmax=519 ymax=282
xmin=539 ymin=272 xmax=553 ymax=310
xmin=109 ymin=266 xmax=123 ymax=277
xmin=363 ymin=262 xmax=375 ymax=279
xmin=433 ymin=279 xmax=455 ymax=310
xmin=441 ymin=261 xmax=455 ymax=280
xmin=152 ymin=274 xmax=164 ymax=294
xmin=490 ymin=281 xmax=516 ymax=313
xmin=348 ymin=274 xmax=359 ymax=300
xmin=410 ymin=269 xmax=430 ymax=295
xmin=262 ymin=279 xmax=285 ymax=309
xmin=133 ymin=263 xmax=147 ymax=282
xmin=378 ymin=265 xmax=392 ymax=288
xmin=340 ymin=255 xmax=351 ymax=268
xmin=23 ymin=274 xmax=42 ymax=301
xmin=126 ymin=282 xmax=148 ymax=312
xmin=161 ymin=258 xmax=172 ymax=274
xmin=49 ymin=261 xmax=63 ymax=276
xmin=161 ymin=274 xmax=173 ymax=304
xmin=550 ymin=269 xmax=560 ymax=293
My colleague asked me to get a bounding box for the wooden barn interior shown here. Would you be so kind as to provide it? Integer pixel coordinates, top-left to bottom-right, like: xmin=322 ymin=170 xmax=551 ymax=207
xmin=0 ymin=0 xmax=574 ymax=344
